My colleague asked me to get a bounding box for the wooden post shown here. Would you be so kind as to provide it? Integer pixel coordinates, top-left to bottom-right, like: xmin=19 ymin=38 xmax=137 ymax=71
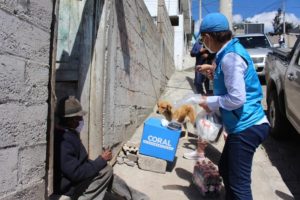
xmin=88 ymin=0 xmax=106 ymax=159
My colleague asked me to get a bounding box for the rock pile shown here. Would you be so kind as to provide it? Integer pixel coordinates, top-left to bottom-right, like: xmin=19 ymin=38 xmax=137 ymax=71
xmin=116 ymin=142 xmax=139 ymax=167
xmin=116 ymin=142 xmax=168 ymax=173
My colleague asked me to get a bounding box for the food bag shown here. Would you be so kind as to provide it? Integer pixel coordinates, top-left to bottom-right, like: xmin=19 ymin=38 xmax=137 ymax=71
xmin=195 ymin=112 xmax=222 ymax=143
xmin=173 ymin=93 xmax=204 ymax=109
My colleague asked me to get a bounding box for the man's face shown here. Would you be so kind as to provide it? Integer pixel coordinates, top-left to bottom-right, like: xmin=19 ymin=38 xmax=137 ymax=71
xmin=67 ymin=116 xmax=83 ymax=129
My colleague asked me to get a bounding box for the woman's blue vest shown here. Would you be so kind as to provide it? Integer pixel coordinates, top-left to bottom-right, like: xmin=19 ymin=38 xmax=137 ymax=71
xmin=214 ymin=38 xmax=265 ymax=133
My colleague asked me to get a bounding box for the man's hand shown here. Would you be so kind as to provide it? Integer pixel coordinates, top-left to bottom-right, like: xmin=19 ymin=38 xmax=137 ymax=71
xmin=199 ymin=96 xmax=211 ymax=113
xmin=101 ymin=149 xmax=112 ymax=161
xmin=196 ymin=63 xmax=215 ymax=72
xmin=206 ymin=69 xmax=214 ymax=80
xmin=196 ymin=63 xmax=215 ymax=80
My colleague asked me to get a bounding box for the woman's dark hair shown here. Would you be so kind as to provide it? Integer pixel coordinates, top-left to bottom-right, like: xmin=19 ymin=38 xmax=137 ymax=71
xmin=202 ymin=30 xmax=232 ymax=44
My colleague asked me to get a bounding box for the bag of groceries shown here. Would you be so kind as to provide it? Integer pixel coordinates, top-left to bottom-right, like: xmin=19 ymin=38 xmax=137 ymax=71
xmin=173 ymin=93 xmax=203 ymax=109
xmin=195 ymin=112 xmax=222 ymax=143
xmin=172 ymin=93 xmax=223 ymax=142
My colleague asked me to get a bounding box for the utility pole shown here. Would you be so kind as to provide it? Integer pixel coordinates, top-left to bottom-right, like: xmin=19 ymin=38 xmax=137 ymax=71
xmin=283 ymin=0 xmax=286 ymax=34
xmin=199 ymin=0 xmax=202 ymax=22
xmin=220 ymin=0 xmax=233 ymax=30
xmin=282 ymin=0 xmax=286 ymax=47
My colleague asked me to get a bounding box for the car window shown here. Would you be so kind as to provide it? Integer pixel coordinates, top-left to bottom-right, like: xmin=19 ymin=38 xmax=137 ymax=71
xmin=237 ymin=36 xmax=271 ymax=49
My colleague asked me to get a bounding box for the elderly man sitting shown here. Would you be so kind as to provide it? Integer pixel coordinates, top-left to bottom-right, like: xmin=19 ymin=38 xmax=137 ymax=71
xmin=53 ymin=96 xmax=150 ymax=200
xmin=53 ymin=96 xmax=113 ymax=199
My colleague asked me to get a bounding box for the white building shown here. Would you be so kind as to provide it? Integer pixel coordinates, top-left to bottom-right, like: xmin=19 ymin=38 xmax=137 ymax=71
xmin=144 ymin=0 xmax=192 ymax=70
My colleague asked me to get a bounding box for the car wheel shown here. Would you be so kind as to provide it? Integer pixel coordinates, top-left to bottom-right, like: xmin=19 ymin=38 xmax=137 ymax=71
xmin=267 ymin=90 xmax=290 ymax=139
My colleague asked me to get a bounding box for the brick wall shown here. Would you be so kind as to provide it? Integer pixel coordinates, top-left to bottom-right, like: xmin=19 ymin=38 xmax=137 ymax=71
xmin=0 ymin=0 xmax=52 ymax=199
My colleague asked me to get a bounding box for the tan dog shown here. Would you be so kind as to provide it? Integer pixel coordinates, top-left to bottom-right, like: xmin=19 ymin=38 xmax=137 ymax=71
xmin=156 ymin=100 xmax=196 ymax=138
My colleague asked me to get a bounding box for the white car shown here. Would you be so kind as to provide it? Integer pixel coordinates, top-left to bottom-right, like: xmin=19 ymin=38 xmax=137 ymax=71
xmin=235 ymin=34 xmax=272 ymax=76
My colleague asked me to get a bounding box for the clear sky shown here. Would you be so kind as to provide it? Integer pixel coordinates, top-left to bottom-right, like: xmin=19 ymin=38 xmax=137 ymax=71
xmin=192 ymin=0 xmax=300 ymax=20
xmin=192 ymin=0 xmax=300 ymax=34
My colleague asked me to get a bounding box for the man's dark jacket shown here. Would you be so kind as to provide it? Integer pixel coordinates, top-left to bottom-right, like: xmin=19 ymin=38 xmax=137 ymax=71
xmin=190 ymin=41 xmax=204 ymax=65
xmin=54 ymin=128 xmax=107 ymax=196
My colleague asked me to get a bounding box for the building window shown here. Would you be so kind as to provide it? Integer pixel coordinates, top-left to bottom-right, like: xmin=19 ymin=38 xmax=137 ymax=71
xmin=170 ymin=16 xmax=179 ymax=26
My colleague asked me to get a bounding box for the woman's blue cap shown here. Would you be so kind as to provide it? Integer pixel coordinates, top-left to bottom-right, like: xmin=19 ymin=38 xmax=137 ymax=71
xmin=200 ymin=13 xmax=229 ymax=33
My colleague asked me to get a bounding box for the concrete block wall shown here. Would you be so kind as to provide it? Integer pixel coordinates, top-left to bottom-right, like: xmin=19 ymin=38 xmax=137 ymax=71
xmin=158 ymin=0 xmax=175 ymax=88
xmin=0 ymin=0 xmax=52 ymax=199
xmin=268 ymin=34 xmax=298 ymax=48
xmin=102 ymin=0 xmax=175 ymax=145
xmin=158 ymin=0 xmax=174 ymax=59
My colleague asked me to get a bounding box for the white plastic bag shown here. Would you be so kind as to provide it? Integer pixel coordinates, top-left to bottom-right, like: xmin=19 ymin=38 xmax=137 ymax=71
xmin=173 ymin=94 xmax=204 ymax=109
xmin=195 ymin=112 xmax=222 ymax=143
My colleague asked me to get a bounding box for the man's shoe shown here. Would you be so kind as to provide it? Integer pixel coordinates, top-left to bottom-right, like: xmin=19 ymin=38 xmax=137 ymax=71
xmin=183 ymin=150 xmax=204 ymax=160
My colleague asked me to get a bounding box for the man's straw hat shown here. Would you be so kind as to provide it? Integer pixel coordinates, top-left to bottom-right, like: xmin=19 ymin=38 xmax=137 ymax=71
xmin=64 ymin=96 xmax=87 ymax=117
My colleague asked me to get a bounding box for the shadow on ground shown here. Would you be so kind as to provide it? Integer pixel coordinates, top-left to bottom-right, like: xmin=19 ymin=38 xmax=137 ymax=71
xmin=162 ymin=168 xmax=200 ymax=200
xmin=181 ymin=138 xmax=222 ymax=166
xmin=275 ymin=190 xmax=295 ymax=200
xmin=185 ymin=76 xmax=198 ymax=94
xmin=162 ymin=167 xmax=225 ymax=200
xmin=263 ymin=129 xmax=300 ymax=200
xmin=162 ymin=137 xmax=224 ymax=199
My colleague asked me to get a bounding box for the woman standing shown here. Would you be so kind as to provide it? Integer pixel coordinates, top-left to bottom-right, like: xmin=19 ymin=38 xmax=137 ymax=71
xmin=197 ymin=13 xmax=270 ymax=200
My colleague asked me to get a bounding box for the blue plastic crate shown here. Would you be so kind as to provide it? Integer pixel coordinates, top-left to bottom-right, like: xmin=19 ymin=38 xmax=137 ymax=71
xmin=139 ymin=117 xmax=181 ymax=162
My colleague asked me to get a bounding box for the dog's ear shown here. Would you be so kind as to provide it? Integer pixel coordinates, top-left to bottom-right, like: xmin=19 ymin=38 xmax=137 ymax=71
xmin=167 ymin=104 xmax=172 ymax=111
